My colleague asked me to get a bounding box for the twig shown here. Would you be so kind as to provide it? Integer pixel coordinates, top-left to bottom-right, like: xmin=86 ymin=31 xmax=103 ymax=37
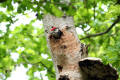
xmin=94 ymin=0 xmax=96 ymax=21
xmin=21 ymin=54 xmax=55 ymax=76
xmin=80 ymin=16 xmax=120 ymax=40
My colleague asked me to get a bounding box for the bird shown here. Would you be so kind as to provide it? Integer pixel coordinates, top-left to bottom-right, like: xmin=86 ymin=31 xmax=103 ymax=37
xmin=50 ymin=26 xmax=63 ymax=39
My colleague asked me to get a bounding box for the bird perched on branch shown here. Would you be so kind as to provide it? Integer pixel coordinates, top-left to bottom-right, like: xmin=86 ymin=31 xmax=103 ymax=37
xmin=50 ymin=26 xmax=63 ymax=39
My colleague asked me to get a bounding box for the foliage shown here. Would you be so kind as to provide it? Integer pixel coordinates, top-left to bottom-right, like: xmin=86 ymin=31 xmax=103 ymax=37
xmin=0 ymin=0 xmax=120 ymax=80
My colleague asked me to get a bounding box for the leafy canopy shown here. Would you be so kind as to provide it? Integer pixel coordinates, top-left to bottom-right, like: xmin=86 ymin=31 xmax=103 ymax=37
xmin=0 ymin=0 xmax=120 ymax=80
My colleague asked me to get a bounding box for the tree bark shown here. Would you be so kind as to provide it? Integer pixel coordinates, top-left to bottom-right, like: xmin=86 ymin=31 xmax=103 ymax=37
xmin=43 ymin=14 xmax=118 ymax=80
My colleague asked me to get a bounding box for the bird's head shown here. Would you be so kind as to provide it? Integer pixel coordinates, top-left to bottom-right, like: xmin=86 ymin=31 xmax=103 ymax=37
xmin=51 ymin=26 xmax=57 ymax=31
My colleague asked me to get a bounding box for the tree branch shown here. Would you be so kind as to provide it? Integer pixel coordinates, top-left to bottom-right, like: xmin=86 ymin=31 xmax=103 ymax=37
xmin=21 ymin=54 xmax=55 ymax=76
xmin=80 ymin=16 xmax=120 ymax=40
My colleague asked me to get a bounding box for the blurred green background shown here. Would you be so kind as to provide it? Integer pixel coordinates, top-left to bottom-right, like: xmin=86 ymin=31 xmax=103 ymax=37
xmin=0 ymin=0 xmax=120 ymax=80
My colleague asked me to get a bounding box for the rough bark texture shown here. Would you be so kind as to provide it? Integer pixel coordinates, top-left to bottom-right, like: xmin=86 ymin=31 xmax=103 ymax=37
xmin=43 ymin=14 xmax=118 ymax=80
xmin=79 ymin=58 xmax=118 ymax=80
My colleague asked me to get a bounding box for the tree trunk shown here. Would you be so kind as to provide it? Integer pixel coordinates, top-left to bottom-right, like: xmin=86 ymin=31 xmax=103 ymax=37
xmin=43 ymin=14 xmax=118 ymax=80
